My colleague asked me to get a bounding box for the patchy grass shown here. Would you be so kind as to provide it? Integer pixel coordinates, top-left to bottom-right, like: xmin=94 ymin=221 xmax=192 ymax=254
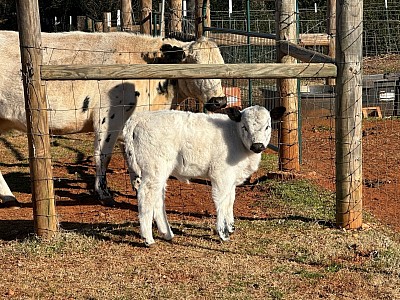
xmin=266 ymin=179 xmax=335 ymax=221
xmin=1 ymin=176 xmax=400 ymax=299
xmin=1 ymin=131 xmax=400 ymax=299
xmin=260 ymin=151 xmax=279 ymax=171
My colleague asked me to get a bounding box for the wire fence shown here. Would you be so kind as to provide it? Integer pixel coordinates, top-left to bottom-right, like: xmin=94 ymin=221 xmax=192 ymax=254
xmin=1 ymin=2 xmax=400 ymax=233
xmin=206 ymin=4 xmax=399 ymax=229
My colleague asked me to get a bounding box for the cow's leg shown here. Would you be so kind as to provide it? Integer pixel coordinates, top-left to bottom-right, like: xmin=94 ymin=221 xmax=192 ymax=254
xmin=211 ymin=181 xmax=233 ymax=241
xmin=93 ymin=138 xmax=114 ymax=206
xmin=93 ymin=96 xmax=134 ymax=206
xmin=153 ymin=183 xmax=174 ymax=241
xmin=0 ymin=171 xmax=20 ymax=208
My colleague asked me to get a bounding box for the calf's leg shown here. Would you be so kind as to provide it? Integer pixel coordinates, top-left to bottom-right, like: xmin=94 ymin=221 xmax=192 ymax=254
xmin=211 ymin=181 xmax=234 ymax=241
xmin=0 ymin=171 xmax=20 ymax=208
xmin=153 ymin=183 xmax=174 ymax=241
xmin=226 ymin=186 xmax=236 ymax=233
xmin=119 ymin=141 xmax=141 ymax=192
xmin=137 ymin=178 xmax=169 ymax=246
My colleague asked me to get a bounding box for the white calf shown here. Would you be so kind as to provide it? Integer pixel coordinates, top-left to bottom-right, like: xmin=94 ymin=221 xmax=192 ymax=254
xmin=122 ymin=105 xmax=285 ymax=246
xmin=0 ymin=31 xmax=226 ymax=207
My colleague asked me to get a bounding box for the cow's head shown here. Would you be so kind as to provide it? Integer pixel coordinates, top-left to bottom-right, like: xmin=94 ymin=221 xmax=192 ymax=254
xmin=147 ymin=37 xmax=227 ymax=112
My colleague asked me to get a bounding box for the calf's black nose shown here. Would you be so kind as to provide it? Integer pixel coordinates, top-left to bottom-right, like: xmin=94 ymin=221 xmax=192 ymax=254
xmin=250 ymin=143 xmax=266 ymax=153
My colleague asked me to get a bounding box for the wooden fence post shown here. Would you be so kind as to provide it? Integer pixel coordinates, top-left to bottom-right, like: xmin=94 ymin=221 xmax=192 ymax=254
xmin=327 ymin=0 xmax=336 ymax=86
xmin=335 ymin=0 xmax=363 ymax=229
xmin=195 ymin=0 xmax=203 ymax=38
xmin=77 ymin=16 xmax=86 ymax=31
xmin=122 ymin=0 xmax=133 ymax=31
xmin=103 ymin=12 xmax=111 ymax=32
xmin=171 ymin=0 xmax=183 ymax=33
xmin=140 ymin=0 xmax=152 ymax=35
xmin=95 ymin=22 xmax=103 ymax=32
xmin=16 ymin=0 xmax=57 ymax=237
xmin=276 ymin=0 xmax=300 ymax=172
xmin=195 ymin=0 xmax=210 ymax=38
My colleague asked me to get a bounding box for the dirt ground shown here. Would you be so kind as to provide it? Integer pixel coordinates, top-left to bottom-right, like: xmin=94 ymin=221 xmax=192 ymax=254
xmin=0 ymin=144 xmax=287 ymax=240
xmin=301 ymin=117 xmax=400 ymax=231
xmin=1 ymin=115 xmax=399 ymax=240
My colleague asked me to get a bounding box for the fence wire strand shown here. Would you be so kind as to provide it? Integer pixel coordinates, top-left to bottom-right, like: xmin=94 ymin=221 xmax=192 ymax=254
xmin=2 ymin=1 xmax=400 ymax=236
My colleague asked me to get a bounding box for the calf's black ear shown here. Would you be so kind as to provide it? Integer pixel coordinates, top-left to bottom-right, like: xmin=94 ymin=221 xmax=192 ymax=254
xmin=270 ymin=106 xmax=286 ymax=120
xmin=226 ymin=107 xmax=242 ymax=122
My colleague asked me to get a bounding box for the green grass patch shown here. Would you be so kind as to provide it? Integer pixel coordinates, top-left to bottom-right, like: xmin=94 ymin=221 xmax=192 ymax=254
xmin=260 ymin=152 xmax=279 ymax=171
xmin=264 ymin=178 xmax=335 ymax=222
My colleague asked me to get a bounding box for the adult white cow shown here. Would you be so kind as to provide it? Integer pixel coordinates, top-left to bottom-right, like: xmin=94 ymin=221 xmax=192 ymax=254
xmin=0 ymin=31 xmax=227 ymax=207
xmin=122 ymin=105 xmax=285 ymax=246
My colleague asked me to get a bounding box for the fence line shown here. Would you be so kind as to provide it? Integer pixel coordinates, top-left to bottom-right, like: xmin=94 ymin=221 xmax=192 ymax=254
xmin=10 ymin=0 xmax=366 ymax=237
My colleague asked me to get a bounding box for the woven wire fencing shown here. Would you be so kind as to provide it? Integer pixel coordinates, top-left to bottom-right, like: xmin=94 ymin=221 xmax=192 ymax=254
xmin=208 ymin=5 xmax=399 ymax=228
xmin=1 ymin=2 xmax=400 ymax=233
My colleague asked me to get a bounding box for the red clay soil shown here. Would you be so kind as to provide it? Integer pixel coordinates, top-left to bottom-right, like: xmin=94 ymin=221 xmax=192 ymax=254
xmin=0 ymin=117 xmax=399 ymax=240
xmin=0 ymin=149 xmax=285 ymax=240
xmin=301 ymin=118 xmax=400 ymax=231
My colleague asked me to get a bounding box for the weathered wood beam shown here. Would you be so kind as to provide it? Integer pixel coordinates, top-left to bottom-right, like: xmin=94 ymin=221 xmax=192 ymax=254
xmin=122 ymin=0 xmax=133 ymax=31
xmin=279 ymin=40 xmax=335 ymax=63
xmin=335 ymin=0 xmax=363 ymax=229
xmin=276 ymin=0 xmax=300 ymax=172
xmin=16 ymin=0 xmax=57 ymax=237
xmin=41 ymin=63 xmax=337 ymax=81
xmin=140 ymin=0 xmax=152 ymax=34
xmin=327 ymin=0 xmax=336 ymax=85
xmin=210 ymin=33 xmax=330 ymax=47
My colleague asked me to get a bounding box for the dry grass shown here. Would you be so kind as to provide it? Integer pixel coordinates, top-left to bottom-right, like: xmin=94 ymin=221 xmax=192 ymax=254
xmin=1 ymin=188 xmax=400 ymax=299
xmin=1 ymin=74 xmax=400 ymax=298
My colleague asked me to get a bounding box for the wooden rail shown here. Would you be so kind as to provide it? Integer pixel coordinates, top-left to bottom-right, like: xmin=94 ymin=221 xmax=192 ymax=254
xmin=280 ymin=41 xmax=335 ymax=63
xmin=210 ymin=32 xmax=330 ymax=47
xmin=41 ymin=63 xmax=337 ymax=81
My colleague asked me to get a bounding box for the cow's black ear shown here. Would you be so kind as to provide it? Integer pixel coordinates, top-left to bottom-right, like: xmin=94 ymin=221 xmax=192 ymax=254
xmin=160 ymin=44 xmax=185 ymax=63
xmin=226 ymin=107 xmax=242 ymax=122
xmin=160 ymin=44 xmax=173 ymax=53
xmin=270 ymin=106 xmax=286 ymax=120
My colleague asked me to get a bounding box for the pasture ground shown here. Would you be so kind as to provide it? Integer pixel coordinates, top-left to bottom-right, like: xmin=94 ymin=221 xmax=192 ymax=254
xmin=1 ymin=54 xmax=400 ymax=299
xmin=0 ymin=122 xmax=400 ymax=299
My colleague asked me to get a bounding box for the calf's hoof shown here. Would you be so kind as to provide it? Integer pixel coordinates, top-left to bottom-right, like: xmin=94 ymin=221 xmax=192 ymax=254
xmin=228 ymin=223 xmax=235 ymax=234
xmin=219 ymin=236 xmax=231 ymax=243
xmin=162 ymin=230 xmax=174 ymax=241
xmin=144 ymin=240 xmax=156 ymax=248
xmin=218 ymin=228 xmax=230 ymax=242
